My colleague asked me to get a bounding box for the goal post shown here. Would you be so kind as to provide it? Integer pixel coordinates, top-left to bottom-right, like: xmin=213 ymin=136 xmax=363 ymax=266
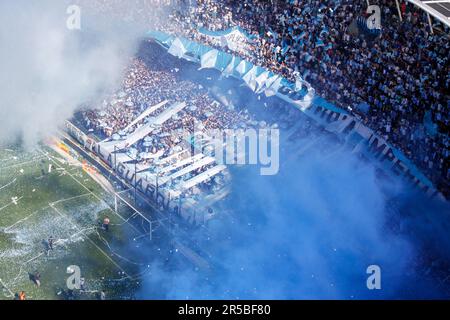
xmin=112 ymin=188 xmax=167 ymax=241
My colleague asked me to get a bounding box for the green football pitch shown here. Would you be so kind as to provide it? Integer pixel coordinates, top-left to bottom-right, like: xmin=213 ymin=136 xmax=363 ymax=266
xmin=0 ymin=144 xmax=161 ymax=300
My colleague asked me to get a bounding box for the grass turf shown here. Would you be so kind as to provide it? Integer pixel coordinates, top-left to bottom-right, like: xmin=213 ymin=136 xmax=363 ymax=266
xmin=0 ymin=145 xmax=154 ymax=300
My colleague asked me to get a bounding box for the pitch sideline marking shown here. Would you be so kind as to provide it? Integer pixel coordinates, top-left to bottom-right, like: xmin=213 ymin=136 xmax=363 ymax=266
xmin=0 ymin=178 xmax=17 ymax=191
xmin=39 ymin=149 xmax=143 ymax=235
xmin=0 ymin=156 xmax=46 ymax=171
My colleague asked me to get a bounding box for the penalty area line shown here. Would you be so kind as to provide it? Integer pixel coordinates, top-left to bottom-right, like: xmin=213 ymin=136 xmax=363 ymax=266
xmin=3 ymin=193 xmax=91 ymax=232
xmin=0 ymin=156 xmax=47 ymax=171
xmin=48 ymin=203 xmax=132 ymax=279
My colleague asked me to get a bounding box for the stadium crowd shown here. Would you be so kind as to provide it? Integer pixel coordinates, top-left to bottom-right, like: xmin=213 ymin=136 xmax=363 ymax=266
xmin=71 ymin=0 xmax=450 ymax=296
xmin=165 ymin=0 xmax=449 ymax=195
xmin=76 ymin=0 xmax=449 ymax=196
xmin=81 ymin=47 xmax=253 ymax=161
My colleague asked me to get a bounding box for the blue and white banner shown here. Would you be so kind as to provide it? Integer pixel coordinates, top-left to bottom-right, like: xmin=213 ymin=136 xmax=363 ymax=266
xmin=147 ymin=30 xmax=442 ymax=199
xmin=198 ymin=26 xmax=255 ymax=55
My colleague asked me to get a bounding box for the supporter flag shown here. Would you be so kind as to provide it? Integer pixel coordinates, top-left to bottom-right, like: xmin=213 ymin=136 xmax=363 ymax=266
xmin=198 ymin=26 xmax=255 ymax=55
xmin=255 ymin=71 xmax=271 ymax=94
xmin=300 ymin=82 xmax=315 ymax=110
xmin=200 ymin=49 xmax=219 ymax=69
xmin=168 ymin=38 xmax=187 ymax=58
xmin=295 ymin=76 xmax=306 ymax=92
xmin=222 ymin=56 xmax=236 ymax=78
xmin=242 ymin=66 xmax=258 ymax=92
xmin=263 ymin=74 xmax=279 ymax=89
xmin=357 ymin=16 xmax=381 ymax=37
xmin=316 ymin=38 xmax=325 ymax=47
xmin=235 ymin=60 xmax=250 ymax=76
xmin=281 ymin=45 xmax=290 ymax=55
xmin=264 ymin=76 xmax=282 ymax=97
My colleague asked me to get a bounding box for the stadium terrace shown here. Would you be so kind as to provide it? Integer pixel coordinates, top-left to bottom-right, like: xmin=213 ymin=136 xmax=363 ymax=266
xmin=58 ymin=0 xmax=447 ymax=228
xmin=1 ymin=0 xmax=450 ymax=302
xmin=74 ymin=0 xmax=448 ymax=198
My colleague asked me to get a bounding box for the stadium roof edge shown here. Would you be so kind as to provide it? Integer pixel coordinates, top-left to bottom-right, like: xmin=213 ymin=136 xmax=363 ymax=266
xmin=407 ymin=0 xmax=450 ymax=28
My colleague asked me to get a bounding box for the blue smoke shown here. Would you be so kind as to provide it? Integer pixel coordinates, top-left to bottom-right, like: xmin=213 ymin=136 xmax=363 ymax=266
xmin=132 ymin=42 xmax=449 ymax=300
xmin=137 ymin=129 xmax=449 ymax=299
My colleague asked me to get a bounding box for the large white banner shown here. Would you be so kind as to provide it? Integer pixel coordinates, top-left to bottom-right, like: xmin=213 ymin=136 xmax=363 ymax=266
xmin=199 ymin=27 xmax=255 ymax=56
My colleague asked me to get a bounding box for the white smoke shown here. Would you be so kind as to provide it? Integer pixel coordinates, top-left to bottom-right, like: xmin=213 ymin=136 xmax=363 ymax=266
xmin=0 ymin=0 xmax=141 ymax=147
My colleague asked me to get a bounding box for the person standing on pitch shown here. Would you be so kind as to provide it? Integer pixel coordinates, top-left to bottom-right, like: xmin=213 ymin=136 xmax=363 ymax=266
xmin=29 ymin=271 xmax=41 ymax=287
xmin=102 ymin=216 xmax=110 ymax=232
xmin=48 ymin=236 xmax=54 ymax=251
xmin=18 ymin=291 xmax=26 ymax=300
